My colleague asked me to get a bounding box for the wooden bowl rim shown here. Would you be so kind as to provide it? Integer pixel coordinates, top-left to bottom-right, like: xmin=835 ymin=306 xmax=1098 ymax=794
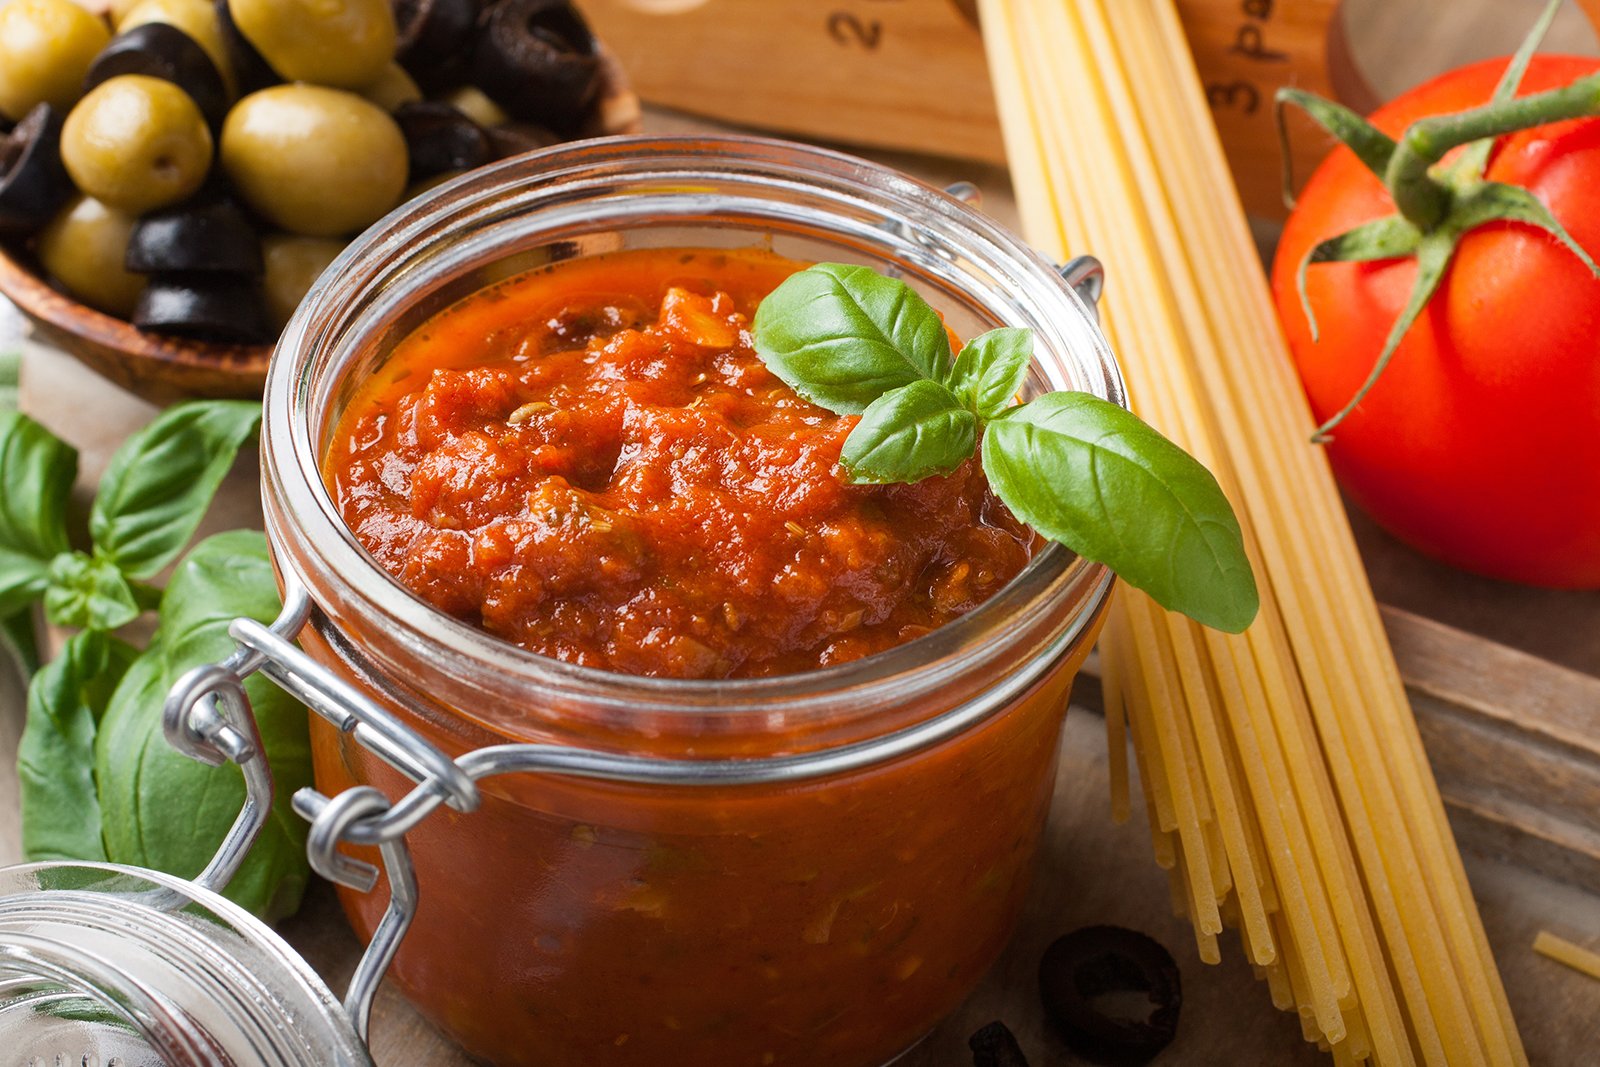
xmin=0 ymin=245 xmax=275 ymax=372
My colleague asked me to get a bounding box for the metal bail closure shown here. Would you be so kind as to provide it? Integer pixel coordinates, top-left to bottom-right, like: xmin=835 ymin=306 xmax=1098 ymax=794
xmin=159 ymin=577 xmax=470 ymax=1044
xmin=1059 ymin=254 xmax=1106 ymax=319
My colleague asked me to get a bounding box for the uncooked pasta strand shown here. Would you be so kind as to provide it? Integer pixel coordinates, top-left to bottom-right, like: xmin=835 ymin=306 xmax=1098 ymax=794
xmin=978 ymin=1 xmax=1528 ymax=1062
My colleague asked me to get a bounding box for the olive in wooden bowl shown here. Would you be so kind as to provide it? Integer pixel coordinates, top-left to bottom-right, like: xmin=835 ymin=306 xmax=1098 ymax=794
xmin=0 ymin=0 xmax=640 ymax=403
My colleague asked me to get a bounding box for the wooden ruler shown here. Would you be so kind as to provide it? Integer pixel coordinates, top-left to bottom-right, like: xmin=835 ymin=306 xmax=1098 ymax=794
xmin=577 ymin=0 xmax=1366 ymax=220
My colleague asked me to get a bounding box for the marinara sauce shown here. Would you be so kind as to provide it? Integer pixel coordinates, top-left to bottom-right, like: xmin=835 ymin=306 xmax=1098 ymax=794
xmin=312 ymin=247 xmax=1091 ymax=1067
xmin=324 ymin=248 xmax=1033 ymax=679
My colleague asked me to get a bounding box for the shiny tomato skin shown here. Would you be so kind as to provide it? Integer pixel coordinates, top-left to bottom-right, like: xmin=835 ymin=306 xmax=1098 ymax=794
xmin=1272 ymin=55 xmax=1600 ymax=587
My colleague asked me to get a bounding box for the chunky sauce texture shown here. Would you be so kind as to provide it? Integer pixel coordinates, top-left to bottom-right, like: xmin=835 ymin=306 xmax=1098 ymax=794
xmin=325 ymin=248 xmax=1032 ymax=677
xmin=314 ymin=248 xmax=1089 ymax=1067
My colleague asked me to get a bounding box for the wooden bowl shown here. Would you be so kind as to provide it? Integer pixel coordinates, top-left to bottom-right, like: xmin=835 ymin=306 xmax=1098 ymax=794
xmin=0 ymin=51 xmax=641 ymax=405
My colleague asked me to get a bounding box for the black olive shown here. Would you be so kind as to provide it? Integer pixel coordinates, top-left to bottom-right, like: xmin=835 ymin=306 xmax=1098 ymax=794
xmin=969 ymin=1020 xmax=1031 ymax=1067
xmin=485 ymin=121 xmax=559 ymax=160
xmin=84 ymin=24 xmax=230 ymax=131
xmin=394 ymin=101 xmax=492 ymax=180
xmin=1037 ymin=925 xmax=1181 ymax=1066
xmin=0 ymin=105 xmax=74 ymax=238
xmin=133 ymin=273 xmax=275 ymax=344
xmin=215 ymin=0 xmax=280 ymax=96
xmin=470 ymin=0 xmax=601 ymax=135
xmin=126 ymin=194 xmax=262 ymax=275
xmin=394 ymin=0 xmax=482 ymax=94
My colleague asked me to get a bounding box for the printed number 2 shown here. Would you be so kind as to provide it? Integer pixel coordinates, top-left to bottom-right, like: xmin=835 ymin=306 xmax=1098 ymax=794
xmin=828 ymin=12 xmax=883 ymax=50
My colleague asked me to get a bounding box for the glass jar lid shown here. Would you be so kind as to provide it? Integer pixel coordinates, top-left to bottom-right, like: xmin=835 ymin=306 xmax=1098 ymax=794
xmin=0 ymin=862 xmax=371 ymax=1066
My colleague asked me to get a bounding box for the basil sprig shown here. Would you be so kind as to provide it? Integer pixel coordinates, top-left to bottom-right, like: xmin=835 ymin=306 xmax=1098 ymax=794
xmin=753 ymin=264 xmax=1259 ymax=633
xmin=3 ymin=401 xmax=312 ymax=921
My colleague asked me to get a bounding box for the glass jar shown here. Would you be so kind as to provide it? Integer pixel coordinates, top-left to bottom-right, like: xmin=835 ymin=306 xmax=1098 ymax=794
xmin=0 ymin=862 xmax=371 ymax=1064
xmin=262 ymin=135 xmax=1122 ymax=1067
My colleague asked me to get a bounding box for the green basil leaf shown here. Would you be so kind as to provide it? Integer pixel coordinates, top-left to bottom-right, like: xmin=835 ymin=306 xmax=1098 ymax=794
xmin=1 ymin=607 xmax=38 ymax=676
xmin=0 ymin=349 xmax=19 ymax=412
xmin=0 ymin=355 xmax=35 ymax=652
xmin=95 ymin=531 xmax=312 ymax=922
xmin=751 ymin=263 xmax=953 ymax=414
xmin=983 ymin=392 xmax=1259 ymax=633
xmin=18 ymin=630 xmax=137 ymax=861
xmin=0 ymin=547 xmax=49 ymax=617
xmin=947 ymin=327 xmax=1033 ymax=419
xmin=158 ymin=531 xmax=287 ymax=658
xmin=43 ymin=551 xmax=140 ymax=631
xmin=0 ymin=410 xmax=77 ymax=563
xmin=90 ymin=400 xmax=261 ymax=580
xmin=841 ymin=379 xmax=977 ymax=484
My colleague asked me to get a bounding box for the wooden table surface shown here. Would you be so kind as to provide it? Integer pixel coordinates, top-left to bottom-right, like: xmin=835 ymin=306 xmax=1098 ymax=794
xmin=3 ymin=3 xmax=1599 ymax=1064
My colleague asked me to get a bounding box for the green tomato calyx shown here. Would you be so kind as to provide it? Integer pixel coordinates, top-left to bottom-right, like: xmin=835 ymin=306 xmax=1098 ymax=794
xmin=1276 ymin=0 xmax=1600 ymax=442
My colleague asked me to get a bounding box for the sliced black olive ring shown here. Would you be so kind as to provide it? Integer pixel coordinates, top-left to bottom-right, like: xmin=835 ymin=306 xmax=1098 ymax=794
xmin=1037 ymin=925 xmax=1182 ymax=1067
xmin=0 ymin=103 xmax=74 ymax=236
xmin=471 ymin=0 xmax=602 ymax=135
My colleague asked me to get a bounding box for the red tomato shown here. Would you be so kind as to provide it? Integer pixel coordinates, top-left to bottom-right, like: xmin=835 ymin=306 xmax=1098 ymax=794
xmin=1272 ymin=55 xmax=1600 ymax=587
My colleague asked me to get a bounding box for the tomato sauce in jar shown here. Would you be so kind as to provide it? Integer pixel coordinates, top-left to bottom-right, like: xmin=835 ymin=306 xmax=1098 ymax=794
xmin=324 ymin=248 xmax=1033 ymax=678
xmin=308 ymin=244 xmax=1100 ymax=1067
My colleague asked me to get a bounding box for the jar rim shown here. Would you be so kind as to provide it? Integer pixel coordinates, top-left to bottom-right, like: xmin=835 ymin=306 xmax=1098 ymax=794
xmin=265 ymin=134 xmax=1123 ymax=725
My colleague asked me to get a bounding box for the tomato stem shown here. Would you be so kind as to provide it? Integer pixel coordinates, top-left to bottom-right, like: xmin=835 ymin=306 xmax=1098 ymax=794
xmin=1389 ymin=72 xmax=1600 ymax=230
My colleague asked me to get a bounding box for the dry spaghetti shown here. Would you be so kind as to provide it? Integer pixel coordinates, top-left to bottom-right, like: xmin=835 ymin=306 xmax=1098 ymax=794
xmin=978 ymin=1 xmax=1526 ymax=1062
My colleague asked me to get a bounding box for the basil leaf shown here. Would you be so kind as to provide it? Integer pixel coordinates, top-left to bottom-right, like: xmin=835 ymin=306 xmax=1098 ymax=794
xmin=1 ymin=607 xmax=38 ymax=676
xmin=751 ymin=263 xmax=954 ymax=414
xmin=90 ymin=400 xmax=261 ymax=580
xmin=983 ymin=392 xmax=1259 ymax=633
xmin=0 ymin=410 xmax=77 ymax=564
xmin=842 ymin=380 xmax=977 ymax=484
xmin=0 ymin=349 xmax=19 ymax=413
xmin=96 ymin=531 xmax=312 ymax=922
xmin=18 ymin=629 xmax=137 ymax=861
xmin=0 ymin=547 xmax=49 ymax=618
xmin=947 ymin=327 xmax=1033 ymax=419
xmin=0 ymin=357 xmax=42 ymax=670
xmin=43 ymin=551 xmax=140 ymax=631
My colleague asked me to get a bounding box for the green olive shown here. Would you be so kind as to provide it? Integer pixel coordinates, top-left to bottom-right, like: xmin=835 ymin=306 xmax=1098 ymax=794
xmin=262 ymin=233 xmax=344 ymax=326
xmin=37 ymin=194 xmax=146 ymax=317
xmin=0 ymin=0 xmax=111 ymax=121
xmin=119 ymin=0 xmax=235 ymax=94
xmin=359 ymin=62 xmax=420 ymax=112
xmin=62 ymin=75 xmax=213 ymax=215
xmin=221 ymin=85 xmax=405 ymax=237
xmin=443 ymin=86 xmax=509 ymax=129
xmin=230 ymin=0 xmax=395 ymax=89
